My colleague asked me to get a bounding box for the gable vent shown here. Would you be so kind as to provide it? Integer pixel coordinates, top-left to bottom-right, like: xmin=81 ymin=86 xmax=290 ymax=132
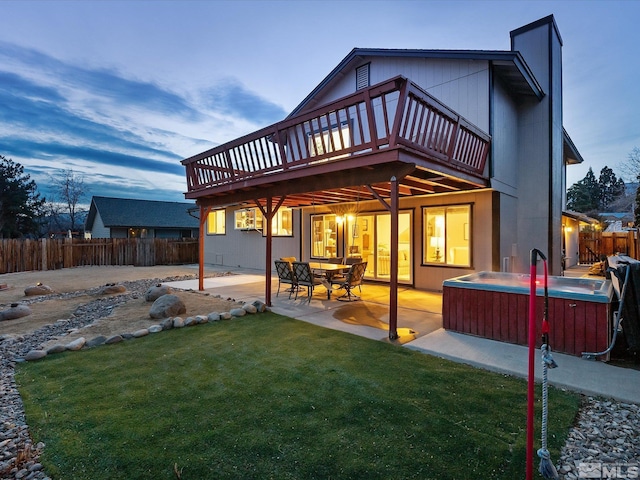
xmin=356 ymin=64 xmax=370 ymax=90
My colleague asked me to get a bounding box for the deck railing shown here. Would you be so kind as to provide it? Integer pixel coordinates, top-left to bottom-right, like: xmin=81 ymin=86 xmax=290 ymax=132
xmin=183 ymin=76 xmax=490 ymax=194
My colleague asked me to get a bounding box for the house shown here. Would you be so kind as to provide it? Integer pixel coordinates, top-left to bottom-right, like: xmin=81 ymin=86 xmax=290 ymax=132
xmin=181 ymin=15 xmax=584 ymax=335
xmin=85 ymin=196 xmax=199 ymax=239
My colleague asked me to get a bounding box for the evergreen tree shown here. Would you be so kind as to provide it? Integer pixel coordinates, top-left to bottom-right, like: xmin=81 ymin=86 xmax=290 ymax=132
xmin=567 ymin=167 xmax=599 ymax=213
xmin=598 ymin=166 xmax=625 ymax=211
xmin=0 ymin=155 xmax=46 ymax=238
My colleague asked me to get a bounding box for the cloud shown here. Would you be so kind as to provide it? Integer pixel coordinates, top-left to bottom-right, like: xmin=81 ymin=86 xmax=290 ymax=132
xmin=203 ymin=78 xmax=287 ymax=125
xmin=0 ymin=41 xmax=201 ymax=120
xmin=0 ymin=40 xmax=292 ymax=207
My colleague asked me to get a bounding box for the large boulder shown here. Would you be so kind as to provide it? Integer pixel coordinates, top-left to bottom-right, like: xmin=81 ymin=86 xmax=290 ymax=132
xmin=144 ymin=284 xmax=173 ymax=302
xmin=149 ymin=294 xmax=186 ymax=319
xmin=0 ymin=303 xmax=32 ymax=321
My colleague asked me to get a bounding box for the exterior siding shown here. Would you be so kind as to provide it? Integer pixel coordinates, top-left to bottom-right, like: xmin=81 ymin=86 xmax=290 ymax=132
xmin=315 ymin=57 xmax=490 ymax=132
xmin=511 ymin=18 xmax=563 ymax=273
xmin=203 ymin=209 xmax=301 ymax=272
xmin=89 ymin=211 xmax=111 ymax=238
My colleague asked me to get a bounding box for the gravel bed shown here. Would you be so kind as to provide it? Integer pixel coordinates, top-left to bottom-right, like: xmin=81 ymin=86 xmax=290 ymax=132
xmin=0 ymin=275 xmax=638 ymax=479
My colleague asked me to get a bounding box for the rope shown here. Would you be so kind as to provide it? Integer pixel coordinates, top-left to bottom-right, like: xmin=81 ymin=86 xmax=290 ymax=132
xmin=538 ymin=344 xmax=559 ymax=479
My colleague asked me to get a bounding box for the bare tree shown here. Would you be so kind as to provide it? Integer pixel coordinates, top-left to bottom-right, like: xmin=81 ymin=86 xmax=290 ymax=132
xmin=51 ymin=169 xmax=87 ymax=233
xmin=619 ymin=146 xmax=640 ymax=181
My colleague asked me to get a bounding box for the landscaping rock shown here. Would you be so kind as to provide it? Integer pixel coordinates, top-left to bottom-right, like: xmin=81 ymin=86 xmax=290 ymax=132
xmin=173 ymin=317 xmax=185 ymax=328
xmin=242 ymin=303 xmax=258 ymax=314
xmin=196 ymin=315 xmax=208 ymax=324
xmin=144 ymin=284 xmax=173 ymax=302
xmin=207 ymin=312 xmax=221 ymax=322
xmin=98 ymin=283 xmax=127 ymax=295
xmin=106 ymin=335 xmax=124 ymax=344
xmin=230 ymin=308 xmax=246 ymax=317
xmin=132 ymin=328 xmax=149 ymax=338
xmin=24 ymin=284 xmax=54 ymax=296
xmin=184 ymin=316 xmax=197 ymax=326
xmin=160 ymin=318 xmax=174 ymax=330
xmin=149 ymin=294 xmax=186 ymax=319
xmin=0 ymin=303 xmax=32 ymax=321
xmin=46 ymin=344 xmax=66 ymax=354
xmin=86 ymin=336 xmax=107 ymax=348
xmin=252 ymin=300 xmax=267 ymax=312
xmin=148 ymin=324 xmax=163 ymax=333
xmin=24 ymin=350 xmax=47 ymax=361
xmin=66 ymin=337 xmax=86 ymax=351
xmin=220 ymin=312 xmax=232 ymax=320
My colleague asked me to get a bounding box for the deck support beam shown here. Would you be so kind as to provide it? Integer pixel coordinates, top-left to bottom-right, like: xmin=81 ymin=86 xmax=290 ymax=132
xmin=198 ymin=205 xmax=212 ymax=291
xmin=389 ymin=177 xmax=399 ymax=340
xmin=256 ymin=196 xmax=285 ymax=306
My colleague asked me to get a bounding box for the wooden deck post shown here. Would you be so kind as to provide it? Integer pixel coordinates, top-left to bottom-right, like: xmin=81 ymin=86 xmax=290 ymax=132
xmin=389 ymin=176 xmax=399 ymax=340
xmin=198 ymin=205 xmax=212 ymax=291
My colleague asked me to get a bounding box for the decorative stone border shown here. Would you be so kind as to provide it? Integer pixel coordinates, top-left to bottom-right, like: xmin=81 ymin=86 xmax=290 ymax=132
xmin=22 ymin=300 xmax=268 ymax=362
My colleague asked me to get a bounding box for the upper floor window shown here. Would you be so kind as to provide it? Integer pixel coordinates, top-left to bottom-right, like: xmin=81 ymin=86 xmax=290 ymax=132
xmin=423 ymin=205 xmax=471 ymax=267
xmin=207 ymin=209 xmax=226 ymax=235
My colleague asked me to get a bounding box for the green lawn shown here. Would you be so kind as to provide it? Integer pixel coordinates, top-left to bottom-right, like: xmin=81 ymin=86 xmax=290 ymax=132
xmin=16 ymin=314 xmax=580 ymax=479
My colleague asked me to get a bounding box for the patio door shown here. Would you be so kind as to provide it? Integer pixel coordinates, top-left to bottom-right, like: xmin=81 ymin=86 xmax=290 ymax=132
xmin=346 ymin=211 xmax=412 ymax=283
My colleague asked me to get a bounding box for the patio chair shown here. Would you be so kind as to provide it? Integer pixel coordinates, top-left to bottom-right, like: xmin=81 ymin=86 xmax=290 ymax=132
xmin=328 ymin=257 xmax=344 ymax=264
xmin=292 ymin=261 xmax=324 ymax=302
xmin=345 ymin=256 xmax=362 ymax=265
xmin=330 ymin=261 xmax=367 ymax=301
xmin=275 ymin=260 xmax=297 ymax=298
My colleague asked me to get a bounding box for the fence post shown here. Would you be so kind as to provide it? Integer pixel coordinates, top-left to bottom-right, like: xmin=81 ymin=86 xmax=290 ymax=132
xmin=41 ymin=238 xmax=48 ymax=271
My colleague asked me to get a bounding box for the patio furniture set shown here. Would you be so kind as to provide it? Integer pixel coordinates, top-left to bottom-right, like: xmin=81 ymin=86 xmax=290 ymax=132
xmin=275 ymin=257 xmax=367 ymax=302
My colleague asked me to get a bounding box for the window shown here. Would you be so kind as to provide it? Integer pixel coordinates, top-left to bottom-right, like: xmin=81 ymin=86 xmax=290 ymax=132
xmin=423 ymin=205 xmax=471 ymax=266
xmin=128 ymin=228 xmax=147 ymax=238
xmin=311 ymin=214 xmax=337 ymax=258
xmin=308 ymin=123 xmax=350 ymax=161
xmin=234 ymin=208 xmax=263 ymax=231
xmin=207 ymin=209 xmax=226 ymax=235
xmin=262 ymin=207 xmax=293 ymax=237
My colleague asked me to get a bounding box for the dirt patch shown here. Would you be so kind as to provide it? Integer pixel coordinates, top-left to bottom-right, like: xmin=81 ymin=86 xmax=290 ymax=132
xmin=0 ymin=266 xmax=240 ymax=346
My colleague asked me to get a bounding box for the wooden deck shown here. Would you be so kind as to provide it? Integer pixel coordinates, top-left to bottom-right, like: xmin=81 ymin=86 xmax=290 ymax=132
xmin=182 ymin=76 xmax=491 ymax=207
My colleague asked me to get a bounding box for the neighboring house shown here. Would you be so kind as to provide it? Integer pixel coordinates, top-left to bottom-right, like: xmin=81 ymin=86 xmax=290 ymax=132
xmin=85 ymin=196 xmax=199 ymax=239
xmin=600 ymin=212 xmax=634 ymax=232
xmin=182 ymin=15 xmax=583 ymax=295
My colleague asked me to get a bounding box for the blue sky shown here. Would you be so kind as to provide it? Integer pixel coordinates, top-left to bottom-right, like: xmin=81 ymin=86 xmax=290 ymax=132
xmin=1 ymin=0 xmax=638 ymax=204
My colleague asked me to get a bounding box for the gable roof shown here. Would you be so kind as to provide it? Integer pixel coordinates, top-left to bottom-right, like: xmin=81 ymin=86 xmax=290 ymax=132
xmin=86 ymin=196 xmax=199 ymax=230
xmin=288 ymin=48 xmax=543 ymax=118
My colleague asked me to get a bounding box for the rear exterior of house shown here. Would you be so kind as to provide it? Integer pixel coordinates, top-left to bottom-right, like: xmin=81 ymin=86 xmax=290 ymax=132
xmin=185 ymin=15 xmax=583 ymax=292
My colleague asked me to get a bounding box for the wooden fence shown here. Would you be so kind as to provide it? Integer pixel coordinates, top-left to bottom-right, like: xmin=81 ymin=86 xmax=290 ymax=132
xmin=579 ymin=230 xmax=639 ymax=264
xmin=0 ymin=238 xmax=199 ymax=274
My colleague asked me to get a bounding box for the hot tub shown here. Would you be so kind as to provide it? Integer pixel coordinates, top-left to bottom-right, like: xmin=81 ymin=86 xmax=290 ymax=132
xmin=442 ymin=272 xmax=614 ymax=359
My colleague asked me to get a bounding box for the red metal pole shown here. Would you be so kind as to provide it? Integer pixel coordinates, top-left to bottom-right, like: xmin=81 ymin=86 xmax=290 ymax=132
xmin=527 ymin=256 xmax=536 ymax=480
xmin=527 ymin=248 xmax=545 ymax=480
